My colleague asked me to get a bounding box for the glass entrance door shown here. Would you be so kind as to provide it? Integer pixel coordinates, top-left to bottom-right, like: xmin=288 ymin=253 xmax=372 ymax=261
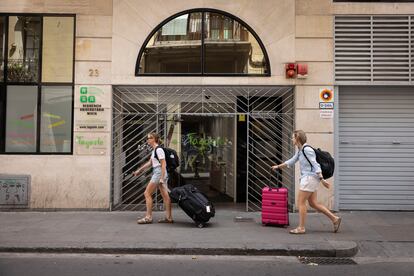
xmin=174 ymin=115 xmax=235 ymax=202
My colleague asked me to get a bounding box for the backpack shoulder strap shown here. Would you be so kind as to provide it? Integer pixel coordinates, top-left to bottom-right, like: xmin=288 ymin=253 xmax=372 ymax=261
xmin=154 ymin=145 xmax=161 ymax=161
xmin=302 ymin=145 xmax=314 ymax=169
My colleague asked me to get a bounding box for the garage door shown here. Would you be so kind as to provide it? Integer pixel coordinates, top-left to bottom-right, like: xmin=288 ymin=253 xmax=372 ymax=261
xmin=339 ymin=86 xmax=414 ymax=210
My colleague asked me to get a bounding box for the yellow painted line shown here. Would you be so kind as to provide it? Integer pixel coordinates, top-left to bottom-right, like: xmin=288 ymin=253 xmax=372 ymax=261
xmin=48 ymin=120 xmax=66 ymax=128
xmin=43 ymin=112 xmax=61 ymax=119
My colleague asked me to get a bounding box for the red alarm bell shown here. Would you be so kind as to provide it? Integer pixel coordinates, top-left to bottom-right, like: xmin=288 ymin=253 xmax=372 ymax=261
xmin=285 ymin=63 xmax=297 ymax=78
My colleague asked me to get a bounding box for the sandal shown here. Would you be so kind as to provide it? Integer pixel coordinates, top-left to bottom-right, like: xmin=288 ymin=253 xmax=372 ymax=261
xmin=158 ymin=218 xmax=174 ymax=223
xmin=137 ymin=217 xmax=153 ymax=224
xmin=289 ymin=227 xmax=306 ymax=234
xmin=333 ymin=217 xmax=342 ymax=233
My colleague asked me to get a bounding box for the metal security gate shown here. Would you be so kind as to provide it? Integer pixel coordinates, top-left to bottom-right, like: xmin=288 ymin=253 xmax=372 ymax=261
xmin=338 ymin=86 xmax=414 ymax=210
xmin=111 ymin=86 xmax=295 ymax=211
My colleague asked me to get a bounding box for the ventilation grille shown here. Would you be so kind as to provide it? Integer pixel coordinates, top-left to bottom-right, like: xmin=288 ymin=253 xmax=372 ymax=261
xmin=335 ymin=16 xmax=413 ymax=84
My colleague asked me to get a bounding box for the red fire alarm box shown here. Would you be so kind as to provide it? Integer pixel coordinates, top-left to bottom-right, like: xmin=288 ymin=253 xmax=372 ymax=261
xmin=285 ymin=63 xmax=296 ymax=78
xmin=297 ymin=63 xmax=308 ymax=78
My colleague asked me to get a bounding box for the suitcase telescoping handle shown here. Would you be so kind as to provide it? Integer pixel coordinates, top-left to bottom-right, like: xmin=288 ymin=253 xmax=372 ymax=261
xmin=268 ymin=168 xmax=283 ymax=191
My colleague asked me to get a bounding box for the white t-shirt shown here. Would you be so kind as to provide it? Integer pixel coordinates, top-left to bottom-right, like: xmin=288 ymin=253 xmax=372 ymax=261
xmin=151 ymin=147 xmax=165 ymax=168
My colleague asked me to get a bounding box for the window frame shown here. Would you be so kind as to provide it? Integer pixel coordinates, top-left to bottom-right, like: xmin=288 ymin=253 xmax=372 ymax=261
xmin=135 ymin=8 xmax=271 ymax=77
xmin=0 ymin=13 xmax=75 ymax=155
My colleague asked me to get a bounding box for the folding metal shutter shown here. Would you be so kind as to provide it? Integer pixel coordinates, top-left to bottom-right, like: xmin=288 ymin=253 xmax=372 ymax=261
xmin=338 ymin=86 xmax=414 ymax=210
xmin=335 ymin=16 xmax=414 ymax=85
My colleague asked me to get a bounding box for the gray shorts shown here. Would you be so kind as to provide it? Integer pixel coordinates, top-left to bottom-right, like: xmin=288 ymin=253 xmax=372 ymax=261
xmin=150 ymin=167 xmax=169 ymax=189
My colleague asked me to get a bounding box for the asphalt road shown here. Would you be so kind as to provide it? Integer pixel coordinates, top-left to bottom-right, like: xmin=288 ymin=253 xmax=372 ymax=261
xmin=0 ymin=253 xmax=414 ymax=276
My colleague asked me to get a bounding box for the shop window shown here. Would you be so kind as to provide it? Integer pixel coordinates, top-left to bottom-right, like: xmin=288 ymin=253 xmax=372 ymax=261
xmin=0 ymin=14 xmax=74 ymax=154
xmin=5 ymin=86 xmax=38 ymax=152
xmin=42 ymin=17 xmax=74 ymax=83
xmin=136 ymin=9 xmax=270 ymax=75
xmin=0 ymin=17 xmax=5 ymax=82
xmin=40 ymin=86 xmax=72 ymax=153
xmin=7 ymin=16 xmax=41 ymax=83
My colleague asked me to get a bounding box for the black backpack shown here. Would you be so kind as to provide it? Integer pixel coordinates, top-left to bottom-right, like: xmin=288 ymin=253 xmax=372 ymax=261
xmin=302 ymin=145 xmax=335 ymax=179
xmin=154 ymin=146 xmax=180 ymax=173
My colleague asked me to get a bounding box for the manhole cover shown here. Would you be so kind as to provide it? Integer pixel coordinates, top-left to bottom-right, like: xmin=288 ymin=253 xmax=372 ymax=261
xmin=298 ymin=257 xmax=357 ymax=265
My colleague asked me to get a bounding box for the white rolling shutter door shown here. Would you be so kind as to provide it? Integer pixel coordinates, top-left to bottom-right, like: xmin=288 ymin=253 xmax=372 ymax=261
xmin=338 ymin=86 xmax=414 ymax=210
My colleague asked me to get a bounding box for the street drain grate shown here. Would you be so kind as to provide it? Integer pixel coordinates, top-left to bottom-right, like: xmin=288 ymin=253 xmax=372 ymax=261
xmin=298 ymin=257 xmax=357 ymax=265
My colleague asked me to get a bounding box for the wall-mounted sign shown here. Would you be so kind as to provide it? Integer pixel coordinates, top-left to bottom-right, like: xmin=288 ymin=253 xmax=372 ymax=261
xmin=75 ymin=108 xmax=110 ymax=131
xmin=75 ymin=85 xmax=111 ymax=108
xmin=320 ymin=109 xmax=334 ymax=119
xmin=319 ymin=88 xmax=334 ymax=119
xmin=74 ymin=86 xmax=111 ymax=131
xmin=75 ymin=133 xmax=108 ymax=155
xmin=319 ymin=88 xmax=334 ymax=103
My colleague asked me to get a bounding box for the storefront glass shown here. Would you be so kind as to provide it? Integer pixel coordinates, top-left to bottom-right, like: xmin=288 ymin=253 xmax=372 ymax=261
xmin=0 ymin=17 xmax=5 ymax=82
xmin=7 ymin=16 xmax=41 ymax=82
xmin=0 ymin=14 xmax=74 ymax=154
xmin=40 ymin=86 xmax=72 ymax=153
xmin=42 ymin=17 xmax=74 ymax=83
xmin=177 ymin=115 xmax=235 ymax=201
xmin=5 ymin=86 xmax=38 ymax=152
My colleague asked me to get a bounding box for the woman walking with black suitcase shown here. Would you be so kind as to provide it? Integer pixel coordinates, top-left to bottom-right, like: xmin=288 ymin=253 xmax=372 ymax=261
xmin=133 ymin=132 xmax=173 ymax=224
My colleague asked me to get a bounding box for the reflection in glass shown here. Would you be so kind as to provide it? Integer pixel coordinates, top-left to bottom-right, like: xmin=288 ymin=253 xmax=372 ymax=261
xmin=204 ymin=12 xmax=267 ymax=74
xmin=137 ymin=11 xmax=269 ymax=75
xmin=7 ymin=16 xmax=41 ymax=82
xmin=5 ymin=86 xmax=38 ymax=152
xmin=40 ymin=86 xmax=72 ymax=152
xmin=42 ymin=17 xmax=74 ymax=83
xmin=178 ymin=115 xmax=235 ymax=202
xmin=0 ymin=17 xmax=5 ymax=81
xmin=138 ymin=13 xmax=202 ymax=73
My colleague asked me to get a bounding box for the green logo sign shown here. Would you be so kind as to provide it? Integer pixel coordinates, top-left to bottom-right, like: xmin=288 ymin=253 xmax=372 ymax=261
xmin=80 ymin=96 xmax=87 ymax=103
xmin=80 ymin=87 xmax=88 ymax=94
xmin=88 ymin=96 xmax=96 ymax=103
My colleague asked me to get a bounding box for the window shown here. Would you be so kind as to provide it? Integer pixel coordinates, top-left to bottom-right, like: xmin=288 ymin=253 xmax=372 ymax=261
xmin=0 ymin=17 xmax=5 ymax=82
xmin=0 ymin=14 xmax=75 ymax=154
xmin=40 ymin=86 xmax=72 ymax=153
xmin=5 ymin=86 xmax=38 ymax=152
xmin=136 ymin=9 xmax=270 ymax=76
xmin=42 ymin=17 xmax=74 ymax=82
xmin=7 ymin=16 xmax=41 ymax=83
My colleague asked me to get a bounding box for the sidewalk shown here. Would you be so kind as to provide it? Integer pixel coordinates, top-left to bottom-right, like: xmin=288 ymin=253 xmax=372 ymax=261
xmin=0 ymin=209 xmax=413 ymax=257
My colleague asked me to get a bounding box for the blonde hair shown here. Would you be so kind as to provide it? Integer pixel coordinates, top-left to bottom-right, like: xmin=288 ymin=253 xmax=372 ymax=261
xmin=148 ymin=132 xmax=161 ymax=144
xmin=293 ymin=130 xmax=307 ymax=145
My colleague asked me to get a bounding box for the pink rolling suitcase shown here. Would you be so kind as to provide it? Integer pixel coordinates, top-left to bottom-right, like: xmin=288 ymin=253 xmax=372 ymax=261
xmin=262 ymin=171 xmax=289 ymax=226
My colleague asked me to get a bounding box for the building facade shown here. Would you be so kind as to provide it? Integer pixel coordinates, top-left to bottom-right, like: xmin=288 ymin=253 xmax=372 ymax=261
xmin=0 ymin=0 xmax=413 ymax=211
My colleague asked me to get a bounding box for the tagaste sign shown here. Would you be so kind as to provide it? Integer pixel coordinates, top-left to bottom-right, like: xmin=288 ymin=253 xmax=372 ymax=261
xmin=75 ymin=133 xmax=107 ymax=155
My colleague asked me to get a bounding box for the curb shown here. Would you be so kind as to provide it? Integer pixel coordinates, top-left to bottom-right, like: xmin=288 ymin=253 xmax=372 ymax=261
xmin=0 ymin=242 xmax=358 ymax=257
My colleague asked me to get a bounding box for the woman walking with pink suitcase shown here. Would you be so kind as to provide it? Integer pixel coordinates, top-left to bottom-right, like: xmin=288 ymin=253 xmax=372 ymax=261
xmin=272 ymin=130 xmax=342 ymax=234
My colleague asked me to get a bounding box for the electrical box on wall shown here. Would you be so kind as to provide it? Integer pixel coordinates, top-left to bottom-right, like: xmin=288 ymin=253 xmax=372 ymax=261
xmin=297 ymin=63 xmax=308 ymax=79
xmin=0 ymin=175 xmax=30 ymax=208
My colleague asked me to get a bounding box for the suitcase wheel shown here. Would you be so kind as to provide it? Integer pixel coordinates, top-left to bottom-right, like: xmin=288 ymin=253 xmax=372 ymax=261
xmin=196 ymin=222 xmax=205 ymax=228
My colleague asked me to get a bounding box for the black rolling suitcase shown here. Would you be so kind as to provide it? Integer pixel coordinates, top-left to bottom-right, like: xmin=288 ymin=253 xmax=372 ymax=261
xmin=169 ymin=184 xmax=215 ymax=228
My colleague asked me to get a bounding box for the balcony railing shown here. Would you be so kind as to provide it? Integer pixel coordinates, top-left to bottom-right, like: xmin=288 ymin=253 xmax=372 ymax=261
xmin=7 ymin=58 xmax=38 ymax=82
